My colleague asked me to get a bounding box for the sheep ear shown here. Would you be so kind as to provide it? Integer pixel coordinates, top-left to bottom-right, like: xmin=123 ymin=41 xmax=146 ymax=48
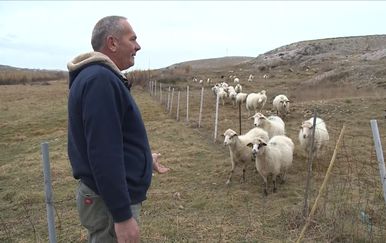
xmin=248 ymin=116 xmax=254 ymax=120
xmin=262 ymin=142 xmax=267 ymax=147
xmin=246 ymin=143 xmax=253 ymax=148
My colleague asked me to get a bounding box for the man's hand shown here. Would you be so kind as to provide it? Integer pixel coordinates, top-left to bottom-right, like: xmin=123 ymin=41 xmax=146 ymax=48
xmin=114 ymin=217 xmax=139 ymax=243
xmin=152 ymin=152 xmax=170 ymax=174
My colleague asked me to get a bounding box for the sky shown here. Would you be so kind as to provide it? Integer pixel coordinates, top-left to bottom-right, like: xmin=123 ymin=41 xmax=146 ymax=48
xmin=0 ymin=1 xmax=385 ymax=71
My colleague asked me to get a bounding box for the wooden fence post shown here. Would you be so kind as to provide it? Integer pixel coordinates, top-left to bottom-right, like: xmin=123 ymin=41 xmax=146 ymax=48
xmin=198 ymin=87 xmax=204 ymax=127
xmin=170 ymin=88 xmax=174 ymax=114
xmin=186 ymin=86 xmax=190 ymax=122
xmin=176 ymin=91 xmax=181 ymax=121
xmin=214 ymin=93 xmax=220 ymax=142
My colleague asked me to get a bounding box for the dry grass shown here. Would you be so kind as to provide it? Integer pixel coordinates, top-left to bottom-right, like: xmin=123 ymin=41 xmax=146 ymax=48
xmin=1 ymin=79 xmax=386 ymax=242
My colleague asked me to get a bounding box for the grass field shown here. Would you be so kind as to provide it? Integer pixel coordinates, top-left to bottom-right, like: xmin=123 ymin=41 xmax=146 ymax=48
xmin=1 ymin=79 xmax=386 ymax=242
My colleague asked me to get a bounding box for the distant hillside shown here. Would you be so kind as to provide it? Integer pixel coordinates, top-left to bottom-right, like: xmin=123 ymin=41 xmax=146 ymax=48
xmin=166 ymin=56 xmax=254 ymax=70
xmin=0 ymin=65 xmax=68 ymax=85
xmin=150 ymin=35 xmax=386 ymax=89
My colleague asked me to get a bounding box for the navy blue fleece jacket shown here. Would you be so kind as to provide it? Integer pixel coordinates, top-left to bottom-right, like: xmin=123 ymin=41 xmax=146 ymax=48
xmin=67 ymin=52 xmax=152 ymax=222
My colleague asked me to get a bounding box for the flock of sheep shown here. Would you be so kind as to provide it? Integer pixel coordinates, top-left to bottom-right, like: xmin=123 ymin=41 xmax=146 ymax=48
xmin=211 ymin=75 xmax=330 ymax=195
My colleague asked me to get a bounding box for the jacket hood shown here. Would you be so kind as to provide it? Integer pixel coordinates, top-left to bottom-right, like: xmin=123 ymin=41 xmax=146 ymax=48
xmin=67 ymin=52 xmax=128 ymax=87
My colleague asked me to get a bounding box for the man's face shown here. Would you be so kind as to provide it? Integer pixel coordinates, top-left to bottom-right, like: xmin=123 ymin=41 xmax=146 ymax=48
xmin=115 ymin=20 xmax=141 ymax=70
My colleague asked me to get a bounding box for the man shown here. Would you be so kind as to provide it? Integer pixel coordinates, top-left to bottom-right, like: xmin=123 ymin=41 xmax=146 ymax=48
xmin=67 ymin=16 xmax=151 ymax=243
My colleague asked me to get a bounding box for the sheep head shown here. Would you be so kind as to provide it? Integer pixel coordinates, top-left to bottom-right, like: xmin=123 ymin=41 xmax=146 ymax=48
xmin=251 ymin=112 xmax=266 ymax=127
xmin=223 ymin=129 xmax=238 ymax=146
xmin=247 ymin=138 xmax=268 ymax=157
xmin=300 ymin=121 xmax=313 ymax=138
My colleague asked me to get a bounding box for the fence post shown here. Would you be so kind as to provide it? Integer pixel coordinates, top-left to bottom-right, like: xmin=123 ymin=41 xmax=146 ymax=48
xmin=154 ymin=80 xmax=157 ymax=98
xmin=166 ymin=86 xmax=171 ymax=111
xmin=186 ymin=86 xmax=190 ymax=123
xmin=170 ymin=88 xmax=174 ymax=114
xmin=370 ymin=120 xmax=386 ymax=204
xmin=238 ymin=102 xmax=242 ymax=135
xmin=177 ymin=91 xmax=181 ymax=121
xmin=41 ymin=142 xmax=57 ymax=243
xmin=198 ymin=87 xmax=204 ymax=127
xmin=160 ymin=83 xmax=163 ymax=103
xmin=214 ymin=93 xmax=220 ymax=142
xmin=303 ymin=110 xmax=318 ymax=217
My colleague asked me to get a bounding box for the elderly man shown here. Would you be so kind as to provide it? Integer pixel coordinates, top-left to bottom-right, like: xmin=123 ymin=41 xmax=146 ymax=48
xmin=67 ymin=16 xmax=156 ymax=243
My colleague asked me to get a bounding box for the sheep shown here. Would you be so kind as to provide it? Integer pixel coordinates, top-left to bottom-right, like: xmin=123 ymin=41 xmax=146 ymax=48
xmin=246 ymin=90 xmax=267 ymax=114
xmin=223 ymin=128 xmax=269 ymax=185
xmin=235 ymin=83 xmax=242 ymax=93
xmin=217 ymin=88 xmax=228 ymax=106
xmin=236 ymin=92 xmax=248 ymax=107
xmin=247 ymin=74 xmax=254 ymax=82
xmin=273 ymin=94 xmax=290 ymax=117
xmin=233 ymin=77 xmax=240 ymax=83
xmin=251 ymin=112 xmax=285 ymax=138
xmin=298 ymin=117 xmax=329 ymax=159
xmin=247 ymin=135 xmax=294 ymax=195
xmin=228 ymin=90 xmax=238 ymax=106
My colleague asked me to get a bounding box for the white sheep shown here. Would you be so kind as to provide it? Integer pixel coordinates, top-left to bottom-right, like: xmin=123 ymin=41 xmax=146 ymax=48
xmin=248 ymin=135 xmax=294 ymax=195
xmin=217 ymin=88 xmax=228 ymax=106
xmin=233 ymin=77 xmax=240 ymax=83
xmin=298 ymin=117 xmax=329 ymax=159
xmin=235 ymin=83 xmax=242 ymax=93
xmin=235 ymin=92 xmax=248 ymax=107
xmin=251 ymin=112 xmax=285 ymax=138
xmin=223 ymin=127 xmax=269 ymax=185
xmin=273 ymin=94 xmax=290 ymax=117
xmin=247 ymin=74 xmax=254 ymax=82
xmin=245 ymin=90 xmax=267 ymax=114
xmin=228 ymin=90 xmax=238 ymax=106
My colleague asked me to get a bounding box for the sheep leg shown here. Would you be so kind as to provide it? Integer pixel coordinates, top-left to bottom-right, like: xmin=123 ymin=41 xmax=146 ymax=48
xmin=279 ymin=172 xmax=287 ymax=184
xmin=226 ymin=171 xmax=233 ymax=185
xmin=226 ymin=160 xmax=235 ymax=185
xmin=273 ymin=176 xmax=277 ymax=193
xmin=259 ymin=101 xmax=266 ymax=112
xmin=241 ymin=165 xmax=246 ymax=183
xmin=263 ymin=177 xmax=268 ymax=196
xmin=272 ymin=179 xmax=277 ymax=193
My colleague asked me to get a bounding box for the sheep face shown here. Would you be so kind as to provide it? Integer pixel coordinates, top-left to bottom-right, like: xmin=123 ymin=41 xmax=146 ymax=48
xmin=252 ymin=113 xmax=266 ymax=127
xmin=280 ymin=100 xmax=289 ymax=108
xmin=300 ymin=121 xmax=313 ymax=139
xmin=248 ymin=139 xmax=267 ymax=156
xmin=223 ymin=129 xmax=238 ymax=146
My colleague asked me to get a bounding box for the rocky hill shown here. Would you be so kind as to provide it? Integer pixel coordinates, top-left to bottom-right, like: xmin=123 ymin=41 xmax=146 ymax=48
xmin=244 ymin=34 xmax=386 ymax=89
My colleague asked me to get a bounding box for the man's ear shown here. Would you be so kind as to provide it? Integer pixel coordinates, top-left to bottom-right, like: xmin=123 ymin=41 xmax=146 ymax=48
xmin=106 ymin=35 xmax=118 ymax=52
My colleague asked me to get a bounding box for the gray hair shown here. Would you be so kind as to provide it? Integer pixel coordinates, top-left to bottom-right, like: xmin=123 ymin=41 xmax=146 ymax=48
xmin=91 ymin=15 xmax=127 ymax=51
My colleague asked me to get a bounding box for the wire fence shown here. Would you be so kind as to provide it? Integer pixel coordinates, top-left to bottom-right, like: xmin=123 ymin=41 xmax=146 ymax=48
xmin=148 ymin=81 xmax=386 ymax=242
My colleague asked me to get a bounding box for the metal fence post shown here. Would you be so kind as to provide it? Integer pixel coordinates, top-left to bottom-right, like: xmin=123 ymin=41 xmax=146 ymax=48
xmin=370 ymin=120 xmax=386 ymax=204
xmin=41 ymin=142 xmax=57 ymax=243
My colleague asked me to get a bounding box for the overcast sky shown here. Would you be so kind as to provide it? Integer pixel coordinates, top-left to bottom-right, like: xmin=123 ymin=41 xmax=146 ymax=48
xmin=0 ymin=1 xmax=385 ymax=71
